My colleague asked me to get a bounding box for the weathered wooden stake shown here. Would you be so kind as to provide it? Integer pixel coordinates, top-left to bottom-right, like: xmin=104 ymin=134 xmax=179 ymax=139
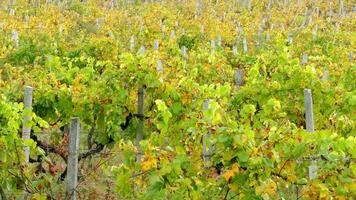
xmin=339 ymin=0 xmax=345 ymax=17
xmin=139 ymin=16 xmax=143 ymax=32
xmin=309 ymin=160 xmax=318 ymax=180
xmin=9 ymin=9 xmax=15 ymax=16
xmin=247 ymin=0 xmax=251 ymax=10
xmin=21 ymin=86 xmax=32 ymax=200
xmin=304 ymin=89 xmax=317 ymax=180
xmin=238 ymin=23 xmax=243 ymax=37
xmin=235 ymin=69 xmax=244 ymax=87
xmin=130 ymin=36 xmax=134 ymax=51
xmin=95 ymin=18 xmax=103 ymax=30
xmin=154 ymin=39 xmax=159 ymax=51
xmin=304 ymin=89 xmax=314 ymax=132
xmin=266 ymin=32 xmax=271 ymax=41
xmin=322 ymin=68 xmax=328 ymax=81
xmin=302 ymin=53 xmax=308 ymax=65
xmin=233 ymin=46 xmax=238 ymax=56
xmin=59 ymin=24 xmax=63 ymax=34
xmin=242 ymin=37 xmax=248 ymax=53
xmin=67 ymin=117 xmax=80 ymax=200
xmin=174 ymin=21 xmax=179 ymax=30
xmin=22 ymin=86 xmax=33 ymax=163
xmin=140 ymin=46 xmax=145 ymax=55
xmin=202 ymin=99 xmax=212 ymax=166
xmin=312 ymin=25 xmax=318 ymax=40
xmin=136 ymin=86 xmax=145 ymax=163
xmin=12 ymin=30 xmax=19 ymax=48
xmin=288 ymin=32 xmax=293 ymax=45
xmin=170 ymin=30 xmax=175 ymax=39
xmin=157 ymin=59 xmax=163 ymax=82
xmin=211 ymin=40 xmax=216 ymax=51
xmin=195 ymin=0 xmax=202 ymax=17
xmin=181 ymin=46 xmax=187 ymax=62
xmin=348 ymin=52 xmax=353 ymax=62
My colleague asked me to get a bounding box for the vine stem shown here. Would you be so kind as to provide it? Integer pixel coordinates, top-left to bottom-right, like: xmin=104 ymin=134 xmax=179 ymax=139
xmin=224 ymin=186 xmax=230 ymax=200
xmin=0 ymin=187 xmax=7 ymax=200
xmin=278 ymin=159 xmax=289 ymax=175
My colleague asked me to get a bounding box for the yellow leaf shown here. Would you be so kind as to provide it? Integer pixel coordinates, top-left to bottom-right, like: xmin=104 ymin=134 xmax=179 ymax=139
xmin=223 ymin=163 xmax=239 ymax=181
xmin=288 ymin=174 xmax=297 ymax=182
xmin=318 ymin=183 xmax=329 ymax=198
xmin=141 ymin=154 xmax=157 ymax=171
xmin=256 ymin=179 xmax=277 ymax=196
xmin=265 ymin=180 xmax=277 ymax=195
xmin=334 ymin=196 xmax=346 ymax=200
xmin=256 ymin=185 xmax=263 ymax=195
xmin=262 ymin=193 xmax=270 ymax=200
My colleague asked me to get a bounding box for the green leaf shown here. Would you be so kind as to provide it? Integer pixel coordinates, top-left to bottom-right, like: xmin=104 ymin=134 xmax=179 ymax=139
xmin=292 ymin=143 xmax=306 ymax=158
xmin=237 ymin=151 xmax=249 ymax=163
xmin=156 ymin=99 xmax=167 ymax=111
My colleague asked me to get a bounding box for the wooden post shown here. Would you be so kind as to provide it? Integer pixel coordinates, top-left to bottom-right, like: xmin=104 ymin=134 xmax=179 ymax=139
xmin=67 ymin=117 xmax=80 ymax=200
xmin=22 ymin=86 xmax=33 ymax=163
xmin=170 ymin=30 xmax=175 ymax=39
xmin=288 ymin=32 xmax=293 ymax=45
xmin=304 ymin=89 xmax=314 ymax=132
xmin=283 ymin=0 xmax=287 ymax=12
xmin=238 ymin=23 xmax=243 ymax=37
xmin=181 ymin=46 xmax=187 ymax=62
xmin=195 ymin=0 xmax=202 ymax=18
xmin=322 ymin=68 xmax=328 ymax=81
xmin=136 ymin=86 xmax=145 ymax=163
xmin=140 ymin=46 xmax=145 ymax=55
xmin=242 ymin=37 xmax=248 ymax=53
xmin=312 ymin=25 xmax=318 ymax=40
xmin=235 ymin=69 xmax=244 ymax=87
xmin=202 ymin=99 xmax=213 ymax=166
xmin=95 ymin=18 xmax=103 ymax=30
xmin=128 ymin=20 xmax=132 ymax=32
xmin=174 ymin=20 xmax=179 ymax=31
xmin=139 ymin=16 xmax=143 ymax=33
xmin=157 ymin=59 xmax=163 ymax=82
xmin=12 ymin=30 xmax=19 ymax=48
xmin=349 ymin=52 xmax=353 ymax=62
xmin=304 ymin=89 xmax=318 ymax=180
xmin=267 ymin=0 xmax=272 ymax=10
xmin=130 ymin=36 xmax=134 ymax=51
xmin=302 ymin=53 xmax=308 ymax=65
xmin=161 ymin=23 xmax=165 ymax=35
xmin=233 ymin=46 xmax=238 ymax=56
xmin=309 ymin=160 xmax=317 ymax=180
xmin=247 ymin=0 xmax=251 ymax=10
xmin=9 ymin=9 xmax=15 ymax=16
xmin=211 ymin=40 xmax=216 ymax=52
xmin=59 ymin=25 xmax=63 ymax=35
xmin=154 ymin=39 xmax=159 ymax=51
xmin=339 ymin=0 xmax=345 ymax=17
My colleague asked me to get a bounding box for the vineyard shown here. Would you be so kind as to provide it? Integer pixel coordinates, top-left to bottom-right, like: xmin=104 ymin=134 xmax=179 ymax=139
xmin=0 ymin=0 xmax=355 ymax=199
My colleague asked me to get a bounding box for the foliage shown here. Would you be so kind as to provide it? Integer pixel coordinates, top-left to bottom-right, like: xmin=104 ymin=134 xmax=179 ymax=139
xmin=0 ymin=0 xmax=355 ymax=199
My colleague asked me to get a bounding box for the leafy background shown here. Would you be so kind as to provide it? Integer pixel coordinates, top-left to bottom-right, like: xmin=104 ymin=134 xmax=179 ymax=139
xmin=0 ymin=0 xmax=355 ymax=199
